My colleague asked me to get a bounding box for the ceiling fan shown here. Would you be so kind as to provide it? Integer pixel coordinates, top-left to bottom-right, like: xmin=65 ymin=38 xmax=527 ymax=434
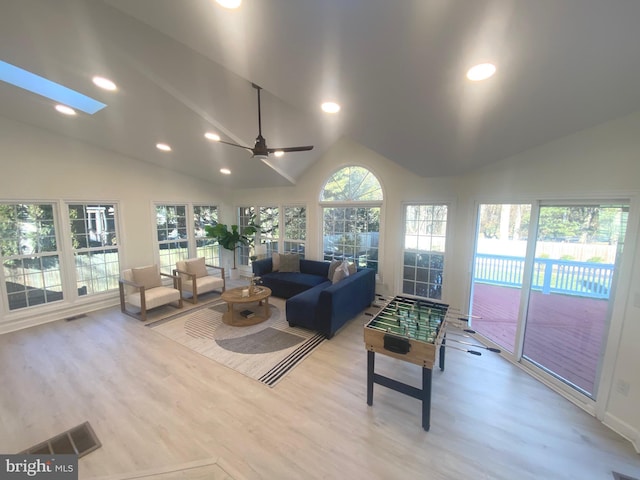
xmin=215 ymin=83 xmax=314 ymax=159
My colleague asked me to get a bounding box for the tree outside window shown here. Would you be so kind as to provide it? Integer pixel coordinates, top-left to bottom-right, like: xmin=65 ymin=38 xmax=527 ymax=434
xmin=0 ymin=203 xmax=63 ymax=310
xmin=194 ymin=205 xmax=220 ymax=266
xmin=156 ymin=204 xmax=188 ymax=274
xmin=320 ymin=166 xmax=382 ymax=273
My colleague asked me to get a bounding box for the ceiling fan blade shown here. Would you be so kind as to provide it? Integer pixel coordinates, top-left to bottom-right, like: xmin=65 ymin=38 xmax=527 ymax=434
xmin=216 ymin=139 xmax=254 ymax=153
xmin=267 ymin=145 xmax=314 ymax=153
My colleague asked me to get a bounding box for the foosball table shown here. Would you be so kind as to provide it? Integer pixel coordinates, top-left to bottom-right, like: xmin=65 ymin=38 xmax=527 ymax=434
xmin=364 ymin=294 xmax=449 ymax=431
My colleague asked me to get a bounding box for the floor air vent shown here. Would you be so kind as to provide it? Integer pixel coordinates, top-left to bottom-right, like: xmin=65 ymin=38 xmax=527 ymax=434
xmin=613 ymin=472 xmax=639 ymax=480
xmin=20 ymin=421 xmax=101 ymax=458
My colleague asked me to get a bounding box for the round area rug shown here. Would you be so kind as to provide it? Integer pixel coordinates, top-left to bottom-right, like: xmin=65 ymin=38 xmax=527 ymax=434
xmin=208 ymin=303 xmax=307 ymax=354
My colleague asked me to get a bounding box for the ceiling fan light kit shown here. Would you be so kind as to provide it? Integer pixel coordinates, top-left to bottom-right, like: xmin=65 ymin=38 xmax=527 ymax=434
xmin=215 ymin=83 xmax=314 ymax=159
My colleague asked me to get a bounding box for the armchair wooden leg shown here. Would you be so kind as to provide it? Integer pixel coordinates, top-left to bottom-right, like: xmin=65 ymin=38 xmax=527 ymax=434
xmin=119 ymin=282 xmax=147 ymax=322
xmin=139 ymin=288 xmax=147 ymax=322
xmin=119 ymin=282 xmax=126 ymax=314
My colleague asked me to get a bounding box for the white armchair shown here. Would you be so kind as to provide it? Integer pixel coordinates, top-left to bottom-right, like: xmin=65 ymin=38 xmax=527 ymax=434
xmin=119 ymin=264 xmax=183 ymax=321
xmin=174 ymin=257 xmax=225 ymax=304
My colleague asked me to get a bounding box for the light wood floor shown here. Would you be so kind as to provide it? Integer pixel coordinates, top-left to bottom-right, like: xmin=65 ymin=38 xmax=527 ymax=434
xmin=1 ymin=291 xmax=639 ymax=480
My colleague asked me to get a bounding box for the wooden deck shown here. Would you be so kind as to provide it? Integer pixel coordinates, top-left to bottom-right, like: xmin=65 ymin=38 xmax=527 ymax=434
xmin=471 ymin=283 xmax=609 ymax=395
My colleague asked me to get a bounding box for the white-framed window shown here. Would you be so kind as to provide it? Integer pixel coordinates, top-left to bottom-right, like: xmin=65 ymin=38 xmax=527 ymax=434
xmin=155 ymin=204 xmax=222 ymax=274
xmin=237 ymin=205 xmax=308 ymax=263
xmin=237 ymin=206 xmax=257 ymax=267
xmin=0 ymin=203 xmax=63 ymax=311
xmin=259 ymin=206 xmax=279 ymax=257
xmin=194 ymin=205 xmax=220 ymax=266
xmin=320 ymin=166 xmax=382 ymax=273
xmin=155 ymin=204 xmax=189 ymax=274
xmin=68 ymin=203 xmax=120 ymax=295
xmin=283 ymin=205 xmax=306 ymax=257
xmin=402 ymin=204 xmax=448 ymax=300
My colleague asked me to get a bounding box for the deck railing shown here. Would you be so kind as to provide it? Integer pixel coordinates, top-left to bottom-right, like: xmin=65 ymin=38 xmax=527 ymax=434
xmin=474 ymin=254 xmax=613 ymax=299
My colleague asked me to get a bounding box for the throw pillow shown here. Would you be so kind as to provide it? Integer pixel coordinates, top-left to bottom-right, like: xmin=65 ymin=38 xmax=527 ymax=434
xmin=332 ymin=261 xmax=350 ymax=284
xmin=132 ymin=265 xmax=162 ymax=290
xmin=347 ymin=262 xmax=357 ymax=275
xmin=327 ymin=259 xmax=342 ymax=280
xmin=185 ymin=257 xmax=208 ymax=278
xmin=272 ymin=252 xmax=280 ymax=272
xmin=341 ymin=260 xmax=351 ymax=277
xmin=279 ymin=253 xmax=300 ymax=273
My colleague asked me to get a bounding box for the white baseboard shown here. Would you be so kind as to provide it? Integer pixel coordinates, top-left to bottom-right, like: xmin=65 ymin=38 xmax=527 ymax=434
xmin=0 ymin=297 xmax=119 ymax=335
xmin=603 ymin=412 xmax=640 ymax=454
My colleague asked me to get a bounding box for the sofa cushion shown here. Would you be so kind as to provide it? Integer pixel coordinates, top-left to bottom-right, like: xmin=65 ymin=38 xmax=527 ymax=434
xmin=126 ymin=285 xmax=180 ymax=309
xmin=332 ymin=262 xmax=349 ymax=284
xmin=272 ymin=252 xmax=280 ymax=271
xmin=185 ymin=257 xmax=208 ymax=278
xmin=300 ymin=259 xmax=331 ymax=277
xmin=347 ymin=261 xmax=357 ymax=276
xmin=279 ymin=253 xmax=300 ymax=272
xmin=261 ymin=272 xmax=328 ymax=298
xmin=132 ymin=265 xmax=162 ymax=290
xmin=252 ymin=258 xmax=273 ymax=277
xmin=183 ymin=274 xmax=224 ymax=293
xmin=328 ymin=259 xmax=341 ymax=280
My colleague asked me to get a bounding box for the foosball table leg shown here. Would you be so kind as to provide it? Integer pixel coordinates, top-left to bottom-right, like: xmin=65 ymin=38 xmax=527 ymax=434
xmin=439 ymin=333 xmax=446 ymax=372
xmin=367 ymin=350 xmax=375 ymax=406
xmin=422 ymin=366 xmax=432 ymax=431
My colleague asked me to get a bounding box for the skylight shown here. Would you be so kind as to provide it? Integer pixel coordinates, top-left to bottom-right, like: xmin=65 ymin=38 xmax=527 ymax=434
xmin=0 ymin=60 xmax=107 ymax=114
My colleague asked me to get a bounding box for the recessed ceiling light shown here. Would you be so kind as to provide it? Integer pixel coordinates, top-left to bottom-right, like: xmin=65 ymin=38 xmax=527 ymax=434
xmin=205 ymin=132 xmax=221 ymax=141
xmin=220 ymin=168 xmax=231 ymax=175
xmin=215 ymin=0 xmax=241 ymax=9
xmin=321 ymin=101 xmax=341 ymax=114
xmin=156 ymin=143 xmax=172 ymax=152
xmin=92 ymin=76 xmax=117 ymax=91
xmin=466 ymin=63 xmax=496 ymax=81
xmin=273 ymin=150 xmax=284 ymax=157
xmin=55 ymin=104 xmax=77 ymax=116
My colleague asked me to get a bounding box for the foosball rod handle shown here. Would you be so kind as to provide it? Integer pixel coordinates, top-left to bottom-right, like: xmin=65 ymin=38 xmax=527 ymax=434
xmin=443 ymin=345 xmax=482 ymax=356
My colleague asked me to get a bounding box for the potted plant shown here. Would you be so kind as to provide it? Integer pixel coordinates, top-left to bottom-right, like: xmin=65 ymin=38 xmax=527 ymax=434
xmin=205 ymin=223 xmax=258 ymax=280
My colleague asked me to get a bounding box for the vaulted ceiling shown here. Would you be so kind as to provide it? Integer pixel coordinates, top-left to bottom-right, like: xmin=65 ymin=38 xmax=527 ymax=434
xmin=2 ymin=0 xmax=640 ymax=188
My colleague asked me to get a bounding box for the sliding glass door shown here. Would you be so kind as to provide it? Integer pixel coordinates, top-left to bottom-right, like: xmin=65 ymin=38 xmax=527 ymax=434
xmin=470 ymin=201 xmax=628 ymax=399
xmin=522 ymin=204 xmax=628 ymax=397
xmin=470 ymin=204 xmax=531 ymax=353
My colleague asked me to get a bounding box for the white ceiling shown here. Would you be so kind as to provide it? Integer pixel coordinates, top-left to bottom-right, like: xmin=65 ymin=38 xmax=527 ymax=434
xmin=2 ymin=0 xmax=640 ymax=187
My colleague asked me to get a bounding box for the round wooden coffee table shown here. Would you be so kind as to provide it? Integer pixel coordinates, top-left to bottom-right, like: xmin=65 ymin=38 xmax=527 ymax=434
xmin=220 ymin=286 xmax=272 ymax=326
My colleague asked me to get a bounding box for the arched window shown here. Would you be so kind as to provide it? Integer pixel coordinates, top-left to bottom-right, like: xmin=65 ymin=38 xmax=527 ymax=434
xmin=320 ymin=166 xmax=383 ymax=273
xmin=320 ymin=166 xmax=383 ymax=202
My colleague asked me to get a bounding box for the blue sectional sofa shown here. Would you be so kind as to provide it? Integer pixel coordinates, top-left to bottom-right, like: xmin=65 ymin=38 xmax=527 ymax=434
xmin=252 ymin=257 xmax=376 ymax=338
